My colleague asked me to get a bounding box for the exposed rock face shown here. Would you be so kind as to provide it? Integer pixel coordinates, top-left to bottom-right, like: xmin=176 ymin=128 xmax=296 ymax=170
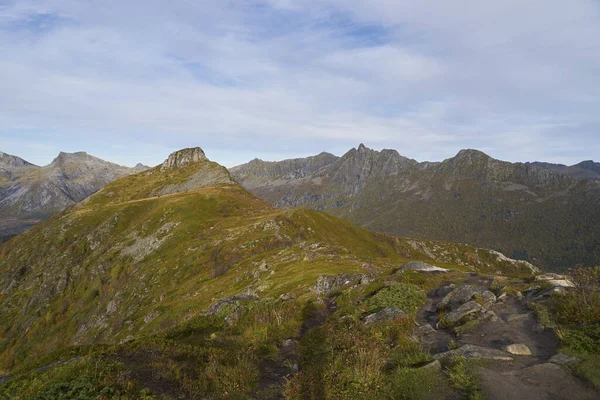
xmin=503 ymin=343 xmax=533 ymax=356
xmin=437 ymin=285 xmax=489 ymax=311
xmin=549 ymin=354 xmax=580 ymax=364
xmin=439 ymin=301 xmax=483 ymax=327
xmin=161 ymin=147 xmax=207 ymax=170
xmin=433 ymin=344 xmax=513 ymax=361
xmin=0 ymin=151 xmax=145 ymax=234
xmin=398 ymin=261 xmax=449 ymax=273
xmin=535 ymin=273 xmax=575 ymax=288
xmin=363 ymin=307 xmax=407 ymax=325
xmin=231 ymin=144 xmax=600 ymax=270
xmin=314 ymin=274 xmax=366 ymax=296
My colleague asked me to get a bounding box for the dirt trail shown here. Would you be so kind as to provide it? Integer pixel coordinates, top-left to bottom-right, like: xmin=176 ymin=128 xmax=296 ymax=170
xmin=418 ymin=276 xmax=599 ymax=400
xmin=252 ymin=299 xmax=337 ymax=400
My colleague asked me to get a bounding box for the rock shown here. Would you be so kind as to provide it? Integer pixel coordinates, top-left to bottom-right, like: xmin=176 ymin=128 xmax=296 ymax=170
xmin=480 ymin=290 xmax=497 ymax=307
xmin=439 ymin=301 xmax=483 ymax=327
xmin=434 ymin=344 xmax=513 ymax=361
xmin=505 ymin=313 xmax=532 ymax=323
xmin=161 ymin=147 xmax=207 ymax=170
xmin=398 ymin=261 xmax=449 ymax=274
xmin=549 ymin=354 xmax=581 ymax=364
xmin=279 ymin=293 xmax=296 ymax=301
xmin=360 ymin=275 xmax=374 ymax=285
xmin=209 ymin=294 xmax=259 ymax=315
xmin=533 ymin=286 xmax=567 ymax=300
xmin=437 ymin=284 xmax=488 ymax=310
xmin=416 ymin=323 xmax=437 ymax=336
xmin=314 ymin=274 xmax=365 ymax=296
xmin=535 ymin=273 xmax=575 ymax=288
xmin=532 ymin=323 xmax=545 ymax=333
xmin=503 ymin=343 xmax=532 ymax=356
xmin=497 ymin=292 xmax=508 ymax=302
xmin=420 ymin=360 xmax=442 ymax=370
xmin=436 ymin=283 xmax=456 ymax=297
xmin=482 ymin=310 xmax=499 ymax=322
xmin=364 ymin=307 xmax=407 ymax=325
xmin=281 ymin=339 xmax=298 ymax=358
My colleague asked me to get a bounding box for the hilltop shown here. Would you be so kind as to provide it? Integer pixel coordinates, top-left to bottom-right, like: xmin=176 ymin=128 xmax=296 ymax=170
xmin=0 ymin=150 xmax=148 ymax=235
xmin=231 ymin=145 xmax=600 ymax=270
xmin=0 ymin=147 xmax=553 ymax=399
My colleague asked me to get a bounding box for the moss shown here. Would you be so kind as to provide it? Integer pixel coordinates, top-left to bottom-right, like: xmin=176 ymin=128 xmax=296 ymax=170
xmin=365 ymin=284 xmax=427 ymax=314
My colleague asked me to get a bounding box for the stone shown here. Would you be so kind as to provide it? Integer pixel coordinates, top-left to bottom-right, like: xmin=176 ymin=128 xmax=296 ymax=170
xmin=505 ymin=313 xmax=532 ymax=323
xmin=439 ymin=301 xmax=483 ymax=327
xmin=314 ymin=274 xmax=365 ymax=296
xmin=416 ymin=323 xmax=437 ymax=336
xmin=497 ymin=292 xmax=508 ymax=302
xmin=420 ymin=360 xmax=442 ymax=370
xmin=480 ymin=290 xmax=497 ymax=307
xmin=482 ymin=310 xmax=499 ymax=322
xmin=279 ymin=293 xmax=296 ymax=301
xmin=161 ymin=147 xmax=207 ymax=170
xmin=436 ymin=283 xmax=456 ymax=297
xmin=281 ymin=339 xmax=298 ymax=358
xmin=434 ymin=344 xmax=513 ymax=361
xmin=398 ymin=261 xmax=449 ymax=274
xmin=549 ymin=354 xmax=581 ymax=365
xmin=532 ymin=323 xmax=545 ymax=333
xmin=535 ymin=273 xmax=575 ymax=288
xmin=503 ymin=343 xmax=533 ymax=356
xmin=437 ymin=284 xmax=488 ymax=310
xmin=364 ymin=307 xmax=407 ymax=325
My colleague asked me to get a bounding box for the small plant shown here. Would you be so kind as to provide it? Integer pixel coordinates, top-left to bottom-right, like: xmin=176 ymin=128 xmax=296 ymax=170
xmin=445 ymin=356 xmax=485 ymax=400
xmin=365 ymin=283 xmax=426 ymax=314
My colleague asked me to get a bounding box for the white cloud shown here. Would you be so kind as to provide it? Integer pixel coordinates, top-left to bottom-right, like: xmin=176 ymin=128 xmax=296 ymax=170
xmin=0 ymin=0 xmax=599 ymax=167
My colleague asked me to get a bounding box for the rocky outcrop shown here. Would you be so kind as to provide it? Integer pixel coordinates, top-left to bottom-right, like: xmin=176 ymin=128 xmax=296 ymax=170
xmin=397 ymin=261 xmax=449 ymax=273
xmin=161 ymin=148 xmax=207 ymax=170
xmin=433 ymin=344 xmax=513 ymax=361
xmin=363 ymin=307 xmax=407 ymax=325
xmin=438 ymin=301 xmax=483 ymax=327
xmin=503 ymin=343 xmax=533 ymax=356
xmin=314 ymin=274 xmax=368 ymax=296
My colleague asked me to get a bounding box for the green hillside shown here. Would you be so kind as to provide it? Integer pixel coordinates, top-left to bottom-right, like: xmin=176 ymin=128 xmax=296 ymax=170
xmin=0 ymin=149 xmax=540 ymax=399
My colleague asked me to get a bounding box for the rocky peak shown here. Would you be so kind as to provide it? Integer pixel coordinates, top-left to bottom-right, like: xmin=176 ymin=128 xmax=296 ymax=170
xmin=161 ymin=148 xmax=207 ymax=171
xmin=454 ymin=149 xmax=490 ymax=161
xmin=0 ymin=151 xmax=36 ymax=169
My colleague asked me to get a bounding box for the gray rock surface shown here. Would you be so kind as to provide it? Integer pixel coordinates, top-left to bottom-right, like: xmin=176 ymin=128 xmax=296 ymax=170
xmin=503 ymin=343 xmax=533 ymax=355
xmin=398 ymin=261 xmax=449 ymax=273
xmin=549 ymin=353 xmax=581 ymax=364
xmin=437 ymin=284 xmax=488 ymax=310
xmin=314 ymin=273 xmax=365 ymax=295
xmin=439 ymin=301 xmax=483 ymax=327
xmin=364 ymin=307 xmax=407 ymax=325
xmin=434 ymin=344 xmax=513 ymax=361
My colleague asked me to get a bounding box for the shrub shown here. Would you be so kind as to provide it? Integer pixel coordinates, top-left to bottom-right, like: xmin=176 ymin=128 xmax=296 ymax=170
xmin=366 ymin=284 xmax=426 ymax=314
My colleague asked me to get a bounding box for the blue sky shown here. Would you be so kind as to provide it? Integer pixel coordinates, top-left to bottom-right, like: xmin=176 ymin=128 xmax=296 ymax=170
xmin=1 ymin=0 xmax=599 ymax=167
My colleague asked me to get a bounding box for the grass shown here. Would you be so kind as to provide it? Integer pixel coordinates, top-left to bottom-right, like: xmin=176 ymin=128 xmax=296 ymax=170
xmin=445 ymin=357 xmax=486 ymax=400
xmin=365 ymin=283 xmax=426 ymax=314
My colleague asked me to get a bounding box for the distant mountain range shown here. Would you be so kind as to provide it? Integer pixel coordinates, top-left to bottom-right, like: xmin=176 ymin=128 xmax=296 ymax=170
xmin=231 ymin=144 xmax=600 ymax=270
xmin=0 ymin=151 xmax=147 ymax=235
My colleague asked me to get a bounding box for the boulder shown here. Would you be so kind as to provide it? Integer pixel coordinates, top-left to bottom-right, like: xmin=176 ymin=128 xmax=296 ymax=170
xmin=503 ymin=343 xmax=533 ymax=356
xmin=416 ymin=323 xmax=437 ymax=336
xmin=364 ymin=307 xmax=407 ymax=325
xmin=439 ymin=301 xmax=483 ymax=327
xmin=436 ymin=283 xmax=456 ymax=297
xmin=420 ymin=360 xmax=442 ymax=370
xmin=437 ymin=284 xmax=488 ymax=310
xmin=480 ymin=290 xmax=497 ymax=307
xmin=314 ymin=274 xmax=365 ymax=295
xmin=398 ymin=261 xmax=449 ymax=274
xmin=535 ymin=273 xmax=575 ymax=288
xmin=433 ymin=344 xmax=513 ymax=361
xmin=549 ymin=354 xmax=581 ymax=365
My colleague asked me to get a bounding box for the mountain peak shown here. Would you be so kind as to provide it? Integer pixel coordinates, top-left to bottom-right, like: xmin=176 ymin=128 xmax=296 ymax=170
xmin=357 ymin=143 xmax=368 ymax=153
xmin=455 ymin=149 xmax=490 ymax=159
xmin=0 ymin=151 xmax=36 ymax=169
xmin=161 ymin=147 xmax=207 ymax=171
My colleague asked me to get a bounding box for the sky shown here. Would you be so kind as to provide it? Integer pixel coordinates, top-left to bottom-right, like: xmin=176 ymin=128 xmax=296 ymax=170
xmin=1 ymin=0 xmax=599 ymax=168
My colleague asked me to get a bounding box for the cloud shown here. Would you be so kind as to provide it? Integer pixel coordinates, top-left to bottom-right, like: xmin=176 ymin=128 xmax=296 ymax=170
xmin=0 ymin=0 xmax=599 ymax=167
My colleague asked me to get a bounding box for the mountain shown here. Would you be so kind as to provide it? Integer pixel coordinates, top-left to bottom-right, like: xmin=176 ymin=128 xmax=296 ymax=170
xmin=231 ymin=145 xmax=600 ymax=270
xmin=529 ymin=160 xmax=600 ymax=180
xmin=0 ymin=151 xmax=148 ymax=235
xmin=0 ymin=147 xmax=542 ymax=397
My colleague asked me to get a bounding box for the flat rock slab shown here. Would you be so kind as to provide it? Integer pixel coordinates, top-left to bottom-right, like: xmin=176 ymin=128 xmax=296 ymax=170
xmin=440 ymin=301 xmax=483 ymax=327
xmin=503 ymin=343 xmax=533 ymax=356
xmin=477 ymin=363 xmax=598 ymax=400
xmin=549 ymin=353 xmax=581 ymax=364
xmin=505 ymin=313 xmax=533 ymax=323
xmin=433 ymin=344 xmax=513 ymax=361
xmin=399 ymin=261 xmax=449 ymax=273
xmin=364 ymin=307 xmax=407 ymax=325
xmin=437 ymin=284 xmax=489 ymax=310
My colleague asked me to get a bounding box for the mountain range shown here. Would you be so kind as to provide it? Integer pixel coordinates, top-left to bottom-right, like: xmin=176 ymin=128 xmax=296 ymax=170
xmin=231 ymin=144 xmax=600 ymax=270
xmin=0 ymin=151 xmax=147 ymax=235
xmin=0 ymin=147 xmax=597 ymax=399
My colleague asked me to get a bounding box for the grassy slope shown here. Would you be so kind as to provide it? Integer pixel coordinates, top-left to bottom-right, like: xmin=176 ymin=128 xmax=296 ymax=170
xmin=0 ymin=159 xmax=539 ymax=398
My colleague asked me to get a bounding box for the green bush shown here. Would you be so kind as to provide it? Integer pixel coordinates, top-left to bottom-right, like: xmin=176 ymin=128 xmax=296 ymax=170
xmin=366 ymin=284 xmax=426 ymax=314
